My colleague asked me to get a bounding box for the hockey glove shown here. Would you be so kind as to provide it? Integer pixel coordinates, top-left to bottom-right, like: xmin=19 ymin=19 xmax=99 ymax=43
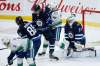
xmin=7 ymin=51 xmax=16 ymax=65
xmin=8 ymin=58 xmax=13 ymax=65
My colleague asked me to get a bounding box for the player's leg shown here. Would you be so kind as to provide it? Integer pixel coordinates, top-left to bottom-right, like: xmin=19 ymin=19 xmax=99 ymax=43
xmin=49 ymin=29 xmax=59 ymax=60
xmin=38 ymin=30 xmax=52 ymax=56
xmin=49 ymin=38 xmax=59 ymax=60
xmin=55 ymin=27 xmax=66 ymax=49
xmin=55 ymin=27 xmax=62 ymax=41
xmin=68 ymin=41 xmax=76 ymax=50
xmin=67 ymin=41 xmax=77 ymax=56
xmin=38 ymin=36 xmax=49 ymax=56
xmin=32 ymin=36 xmax=41 ymax=60
xmin=27 ymin=58 xmax=36 ymax=66
xmin=25 ymin=50 xmax=36 ymax=66
xmin=16 ymin=51 xmax=24 ymax=66
xmin=17 ymin=58 xmax=23 ymax=66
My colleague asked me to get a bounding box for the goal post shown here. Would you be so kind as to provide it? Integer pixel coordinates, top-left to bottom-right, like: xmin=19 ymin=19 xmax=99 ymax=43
xmin=82 ymin=10 xmax=100 ymax=46
xmin=82 ymin=10 xmax=100 ymax=32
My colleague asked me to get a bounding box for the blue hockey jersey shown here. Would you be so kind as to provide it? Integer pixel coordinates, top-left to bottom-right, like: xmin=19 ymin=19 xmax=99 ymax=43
xmin=64 ymin=21 xmax=86 ymax=45
xmin=17 ymin=22 xmax=40 ymax=39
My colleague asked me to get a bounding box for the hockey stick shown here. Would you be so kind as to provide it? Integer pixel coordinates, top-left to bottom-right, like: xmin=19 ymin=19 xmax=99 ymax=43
xmin=0 ymin=48 xmax=7 ymax=50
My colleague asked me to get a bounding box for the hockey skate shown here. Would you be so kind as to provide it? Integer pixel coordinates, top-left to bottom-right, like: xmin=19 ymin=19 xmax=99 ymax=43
xmin=38 ymin=52 xmax=46 ymax=56
xmin=49 ymin=54 xmax=59 ymax=61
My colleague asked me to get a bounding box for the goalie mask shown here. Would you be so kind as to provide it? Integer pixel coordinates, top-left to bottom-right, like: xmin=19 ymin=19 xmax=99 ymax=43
xmin=68 ymin=13 xmax=76 ymax=22
xmin=51 ymin=11 xmax=60 ymax=22
xmin=15 ymin=16 xmax=24 ymax=25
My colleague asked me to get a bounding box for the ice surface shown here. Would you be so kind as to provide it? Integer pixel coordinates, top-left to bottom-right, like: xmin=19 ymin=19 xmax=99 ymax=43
xmin=0 ymin=20 xmax=100 ymax=66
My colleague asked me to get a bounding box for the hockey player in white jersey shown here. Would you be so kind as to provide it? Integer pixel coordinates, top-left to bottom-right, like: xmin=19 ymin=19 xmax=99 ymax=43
xmin=1 ymin=37 xmax=34 ymax=66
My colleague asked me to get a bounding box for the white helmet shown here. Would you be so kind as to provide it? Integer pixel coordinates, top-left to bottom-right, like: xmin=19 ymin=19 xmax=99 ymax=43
xmin=48 ymin=3 xmax=56 ymax=9
xmin=68 ymin=13 xmax=76 ymax=21
xmin=1 ymin=37 xmax=10 ymax=47
xmin=51 ymin=11 xmax=60 ymax=22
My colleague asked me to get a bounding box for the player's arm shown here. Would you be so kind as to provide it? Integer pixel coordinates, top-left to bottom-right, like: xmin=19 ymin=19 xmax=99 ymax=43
xmin=77 ymin=22 xmax=84 ymax=33
xmin=49 ymin=20 xmax=62 ymax=29
xmin=17 ymin=28 xmax=27 ymax=38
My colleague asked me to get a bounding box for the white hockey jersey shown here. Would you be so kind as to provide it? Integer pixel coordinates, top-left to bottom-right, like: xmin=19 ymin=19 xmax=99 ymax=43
xmin=2 ymin=37 xmax=33 ymax=52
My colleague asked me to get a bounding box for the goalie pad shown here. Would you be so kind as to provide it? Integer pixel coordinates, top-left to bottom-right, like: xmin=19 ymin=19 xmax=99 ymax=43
xmin=70 ymin=47 xmax=96 ymax=57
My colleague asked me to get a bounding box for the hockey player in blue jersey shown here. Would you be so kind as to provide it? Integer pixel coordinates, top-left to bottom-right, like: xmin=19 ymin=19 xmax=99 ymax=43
xmin=16 ymin=16 xmax=42 ymax=66
xmin=38 ymin=10 xmax=62 ymax=56
xmin=2 ymin=16 xmax=41 ymax=66
xmin=16 ymin=16 xmax=41 ymax=60
xmin=32 ymin=4 xmax=61 ymax=60
xmin=64 ymin=14 xmax=86 ymax=56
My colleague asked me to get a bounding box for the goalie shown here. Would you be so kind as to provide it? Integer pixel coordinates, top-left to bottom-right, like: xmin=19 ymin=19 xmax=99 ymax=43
xmin=64 ymin=14 xmax=86 ymax=56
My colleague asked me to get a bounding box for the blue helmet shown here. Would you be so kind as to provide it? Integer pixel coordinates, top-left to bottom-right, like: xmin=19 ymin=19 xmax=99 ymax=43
xmin=15 ymin=16 xmax=24 ymax=25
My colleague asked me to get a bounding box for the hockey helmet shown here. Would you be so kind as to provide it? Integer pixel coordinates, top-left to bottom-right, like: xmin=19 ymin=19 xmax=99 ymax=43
xmin=47 ymin=3 xmax=57 ymax=11
xmin=1 ymin=37 xmax=10 ymax=47
xmin=34 ymin=4 xmax=41 ymax=12
xmin=15 ymin=16 xmax=24 ymax=25
xmin=51 ymin=11 xmax=61 ymax=22
xmin=68 ymin=13 xmax=76 ymax=21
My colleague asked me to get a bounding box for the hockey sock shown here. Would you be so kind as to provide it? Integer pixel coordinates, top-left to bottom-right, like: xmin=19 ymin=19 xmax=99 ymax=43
xmin=49 ymin=43 xmax=55 ymax=55
xmin=42 ymin=44 xmax=48 ymax=52
xmin=43 ymin=44 xmax=48 ymax=48
xmin=18 ymin=63 xmax=23 ymax=66
xmin=49 ymin=49 xmax=54 ymax=55
xmin=60 ymin=43 xmax=65 ymax=49
xmin=29 ymin=64 xmax=36 ymax=66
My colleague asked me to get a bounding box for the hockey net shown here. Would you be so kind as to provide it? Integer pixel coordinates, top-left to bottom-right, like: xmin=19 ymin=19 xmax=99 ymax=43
xmin=82 ymin=10 xmax=100 ymax=47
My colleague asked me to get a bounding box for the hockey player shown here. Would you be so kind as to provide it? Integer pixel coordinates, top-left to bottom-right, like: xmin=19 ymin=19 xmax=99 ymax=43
xmin=38 ymin=11 xmax=62 ymax=56
xmin=32 ymin=4 xmax=61 ymax=60
xmin=16 ymin=16 xmax=41 ymax=66
xmin=64 ymin=14 xmax=86 ymax=56
xmin=2 ymin=37 xmax=34 ymax=66
xmin=2 ymin=16 xmax=41 ymax=66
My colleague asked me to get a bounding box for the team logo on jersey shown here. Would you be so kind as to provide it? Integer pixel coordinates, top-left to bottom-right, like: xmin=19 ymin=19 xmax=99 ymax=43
xmin=68 ymin=32 xmax=74 ymax=38
xmin=36 ymin=20 xmax=43 ymax=27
